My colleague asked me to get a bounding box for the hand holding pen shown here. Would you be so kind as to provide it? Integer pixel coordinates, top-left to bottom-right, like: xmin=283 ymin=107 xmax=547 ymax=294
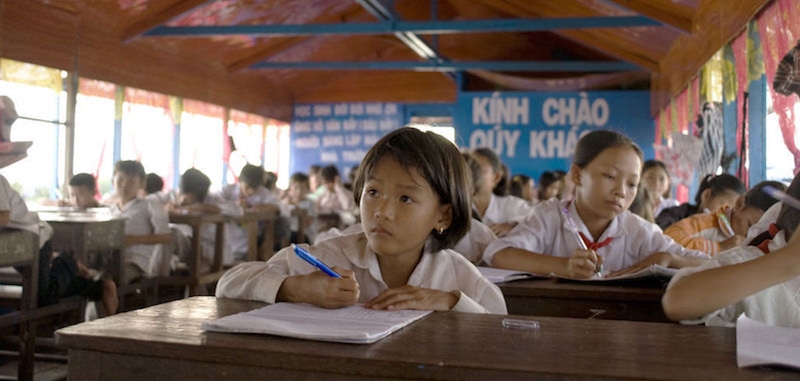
xmin=561 ymin=206 xmax=603 ymax=278
xmin=280 ymin=244 xmax=360 ymax=308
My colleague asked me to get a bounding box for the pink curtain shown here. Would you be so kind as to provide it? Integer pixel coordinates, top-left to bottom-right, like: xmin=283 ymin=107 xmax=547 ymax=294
xmin=758 ymin=0 xmax=800 ymax=174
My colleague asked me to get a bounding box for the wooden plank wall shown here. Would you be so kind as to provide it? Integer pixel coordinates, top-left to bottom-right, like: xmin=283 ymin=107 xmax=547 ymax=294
xmin=0 ymin=0 xmax=293 ymax=121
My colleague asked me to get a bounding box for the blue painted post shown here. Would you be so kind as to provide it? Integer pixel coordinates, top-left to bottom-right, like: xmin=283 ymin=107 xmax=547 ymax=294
xmin=113 ymin=86 xmax=123 ymax=165
xmin=172 ymin=119 xmax=181 ymax=190
xmin=748 ymin=75 xmax=767 ymax=185
xmin=723 ymin=46 xmax=740 ymax=174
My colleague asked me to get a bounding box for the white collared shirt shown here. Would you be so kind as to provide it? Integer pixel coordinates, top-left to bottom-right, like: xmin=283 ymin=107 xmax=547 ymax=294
xmin=218 ymin=184 xmax=286 ymax=258
xmin=668 ymin=231 xmax=800 ymax=328
xmin=216 ymin=231 xmax=507 ymax=314
xmin=0 ymin=174 xmax=52 ymax=248
xmin=110 ymin=197 xmax=171 ymax=276
xmin=478 ymin=194 xmax=532 ymax=226
xmin=483 ymin=199 xmax=709 ymax=270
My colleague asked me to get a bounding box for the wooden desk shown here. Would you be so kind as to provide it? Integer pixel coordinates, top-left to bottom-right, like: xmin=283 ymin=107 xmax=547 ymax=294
xmin=56 ymin=297 xmax=798 ymax=381
xmin=167 ymin=212 xmax=228 ymax=295
xmin=0 ymin=230 xmax=82 ymax=381
xmin=235 ymin=209 xmax=279 ymax=262
xmin=38 ymin=212 xmax=126 ymax=263
xmin=499 ymin=278 xmax=670 ymax=322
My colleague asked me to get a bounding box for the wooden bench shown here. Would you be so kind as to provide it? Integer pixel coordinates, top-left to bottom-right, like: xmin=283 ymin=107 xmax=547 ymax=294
xmin=0 ymin=230 xmax=82 ymax=381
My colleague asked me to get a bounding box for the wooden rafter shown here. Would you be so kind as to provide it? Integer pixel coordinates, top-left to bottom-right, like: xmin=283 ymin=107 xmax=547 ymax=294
xmin=122 ymin=0 xmax=211 ymax=42
xmin=226 ymin=4 xmax=366 ymax=73
xmin=472 ymin=0 xmax=659 ymax=72
xmin=606 ymin=0 xmax=694 ymax=33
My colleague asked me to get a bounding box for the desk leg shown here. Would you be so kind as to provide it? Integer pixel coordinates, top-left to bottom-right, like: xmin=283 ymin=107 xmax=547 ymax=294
xmin=213 ymin=222 xmax=224 ymax=271
xmin=259 ymin=219 xmax=275 ymax=262
xmin=246 ymin=221 xmax=258 ymax=262
xmin=19 ymin=258 xmax=38 ymax=381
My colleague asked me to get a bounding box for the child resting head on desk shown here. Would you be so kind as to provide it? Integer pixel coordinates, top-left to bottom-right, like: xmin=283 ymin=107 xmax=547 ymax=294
xmin=662 ymin=173 xmax=800 ymax=328
xmin=483 ymin=129 xmax=710 ymax=279
xmin=216 ymin=127 xmax=507 ymax=314
xmin=663 ymin=180 xmax=785 ymax=256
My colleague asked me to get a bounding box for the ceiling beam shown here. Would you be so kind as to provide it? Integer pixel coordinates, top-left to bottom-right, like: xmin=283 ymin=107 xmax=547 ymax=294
xmin=122 ymin=0 xmax=211 ymax=42
xmin=605 ymin=0 xmax=694 ymax=33
xmin=143 ymin=16 xmax=662 ymax=37
xmin=250 ymin=60 xmax=638 ymax=72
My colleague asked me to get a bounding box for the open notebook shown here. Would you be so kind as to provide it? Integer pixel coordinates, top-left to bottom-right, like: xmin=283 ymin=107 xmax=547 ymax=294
xmin=202 ymin=302 xmax=431 ymax=344
xmin=736 ymin=315 xmax=800 ymax=370
xmin=554 ymin=264 xmax=678 ymax=282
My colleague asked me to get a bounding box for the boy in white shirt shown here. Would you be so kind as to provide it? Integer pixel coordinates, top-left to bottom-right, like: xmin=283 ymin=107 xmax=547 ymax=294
xmin=219 ymin=164 xmax=287 ymax=261
xmin=108 ymin=161 xmax=172 ymax=283
xmin=314 ymin=164 xmax=357 ymax=227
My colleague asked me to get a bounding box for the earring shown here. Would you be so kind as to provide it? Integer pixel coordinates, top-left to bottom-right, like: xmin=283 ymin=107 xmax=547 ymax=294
xmin=438 ymin=227 xmax=444 ymax=234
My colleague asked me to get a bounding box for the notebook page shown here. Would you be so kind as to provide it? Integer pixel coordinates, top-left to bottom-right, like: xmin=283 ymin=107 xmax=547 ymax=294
xmin=203 ymin=303 xmax=431 ymax=344
xmin=736 ymin=314 xmax=800 ymax=369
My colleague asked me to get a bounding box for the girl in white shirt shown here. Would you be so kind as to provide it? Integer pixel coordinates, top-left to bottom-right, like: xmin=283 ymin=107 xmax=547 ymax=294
xmin=470 ymin=148 xmax=531 ymax=237
xmin=642 ymin=160 xmax=680 ymax=217
xmin=662 ymin=173 xmax=800 ymax=328
xmin=217 ymin=127 xmax=507 ymax=314
xmin=484 ymin=130 xmax=708 ymax=279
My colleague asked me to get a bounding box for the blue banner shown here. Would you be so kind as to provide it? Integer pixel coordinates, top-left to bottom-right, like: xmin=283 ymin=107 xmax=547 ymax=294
xmin=454 ymin=91 xmax=654 ymax=183
xmin=290 ymin=102 xmax=403 ymax=179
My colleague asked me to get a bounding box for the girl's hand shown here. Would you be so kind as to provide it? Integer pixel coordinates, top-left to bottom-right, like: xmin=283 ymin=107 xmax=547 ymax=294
xmin=566 ymin=249 xmax=602 ymax=278
xmin=489 ymin=222 xmax=517 ymax=237
xmin=607 ymin=252 xmax=673 ymax=277
xmin=719 ymin=234 xmax=745 ymax=251
xmin=280 ymin=267 xmax=359 ymax=309
xmin=365 ymin=285 xmax=458 ymax=311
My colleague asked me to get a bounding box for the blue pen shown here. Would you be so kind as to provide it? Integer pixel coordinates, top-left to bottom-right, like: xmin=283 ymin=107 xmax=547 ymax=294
xmin=292 ymin=244 xmax=341 ymax=278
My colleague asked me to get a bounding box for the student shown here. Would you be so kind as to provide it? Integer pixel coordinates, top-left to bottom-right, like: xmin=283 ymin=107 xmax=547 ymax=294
xmin=314 ymin=164 xmax=357 ymax=226
xmin=470 ymin=148 xmax=531 ymax=237
xmin=484 ymin=130 xmax=709 ymax=279
xmin=0 ymin=98 xmax=116 ymax=314
xmin=537 ymin=171 xmax=562 ymax=201
xmin=282 ymin=172 xmax=317 ymax=244
xmin=628 ymin=184 xmax=655 ymax=223
xmin=172 ymin=168 xmax=242 ymax=268
xmin=219 ymin=164 xmax=285 ymax=260
xmin=62 ymin=172 xmax=100 ymax=209
xmin=109 ymin=160 xmax=173 ymax=283
xmin=143 ymin=172 xmax=170 ymax=204
xmin=306 ymin=164 xmax=324 ymax=201
xmin=662 ymin=174 xmax=800 ymax=328
xmin=216 ymin=127 xmax=507 ymax=314
xmin=556 ymin=169 xmax=575 ymax=202
xmin=664 ymin=181 xmax=785 ymax=255
xmin=641 ymin=160 xmax=679 ymax=217
xmin=509 ymin=174 xmax=537 ymax=206
xmin=656 ymin=173 xmax=745 ymax=230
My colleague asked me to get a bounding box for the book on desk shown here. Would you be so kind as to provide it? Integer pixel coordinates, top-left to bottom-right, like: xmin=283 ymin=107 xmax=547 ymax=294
xmin=737 ymin=315 xmax=800 ymax=370
xmin=202 ymin=302 xmax=431 ymax=344
xmin=479 ymin=264 xmax=677 ymax=284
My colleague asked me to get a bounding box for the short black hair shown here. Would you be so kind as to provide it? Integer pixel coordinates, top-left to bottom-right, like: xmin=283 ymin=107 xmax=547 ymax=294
xmin=290 ymin=172 xmax=309 ymax=185
xmin=145 ymin=173 xmax=164 ymax=194
xmin=745 ymin=181 xmax=786 ymax=212
xmin=694 ymin=173 xmax=746 ymax=205
xmin=113 ymin=160 xmax=145 ymax=180
xmin=69 ymin=173 xmax=96 ymax=192
xmin=180 ymin=168 xmax=211 ymax=201
xmin=574 ymin=130 xmax=644 ymax=171
xmin=321 ymin=165 xmax=340 ymax=182
xmin=239 ymin=164 xmax=265 ymax=187
xmin=643 ymin=160 xmax=671 ymax=197
xmin=353 ymin=127 xmax=471 ymax=251
xmin=538 ymin=171 xmax=562 ymax=194
xmin=509 ymin=174 xmax=531 ymax=199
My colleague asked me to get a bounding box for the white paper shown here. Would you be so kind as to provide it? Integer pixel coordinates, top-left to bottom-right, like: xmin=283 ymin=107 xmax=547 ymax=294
xmin=477 ymin=266 xmax=544 ymax=283
xmin=202 ymin=302 xmax=431 ymax=344
xmin=552 ymin=264 xmax=678 ymax=282
xmin=736 ymin=314 xmax=800 ymax=370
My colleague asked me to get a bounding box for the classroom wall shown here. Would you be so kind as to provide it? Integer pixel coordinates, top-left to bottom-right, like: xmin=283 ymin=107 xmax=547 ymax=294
xmin=291 ymin=91 xmax=654 ymax=185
